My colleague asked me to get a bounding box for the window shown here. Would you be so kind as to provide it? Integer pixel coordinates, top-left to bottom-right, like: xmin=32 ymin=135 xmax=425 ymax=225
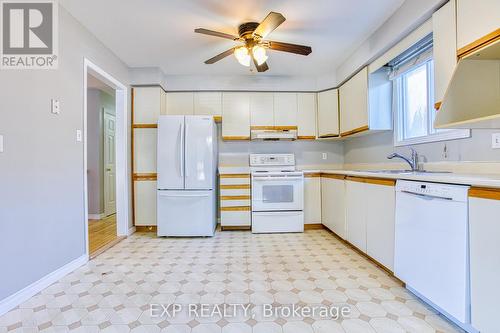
xmin=391 ymin=36 xmax=470 ymax=146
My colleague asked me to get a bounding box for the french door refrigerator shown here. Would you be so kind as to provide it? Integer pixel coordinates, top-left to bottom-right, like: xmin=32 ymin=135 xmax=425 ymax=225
xmin=157 ymin=115 xmax=217 ymax=236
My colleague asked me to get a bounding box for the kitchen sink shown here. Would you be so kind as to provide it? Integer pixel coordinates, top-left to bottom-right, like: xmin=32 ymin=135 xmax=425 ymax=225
xmin=358 ymin=169 xmax=452 ymax=174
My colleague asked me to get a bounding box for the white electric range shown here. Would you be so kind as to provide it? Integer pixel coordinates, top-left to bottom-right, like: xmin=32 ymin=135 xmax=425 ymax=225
xmin=250 ymin=154 xmax=304 ymax=233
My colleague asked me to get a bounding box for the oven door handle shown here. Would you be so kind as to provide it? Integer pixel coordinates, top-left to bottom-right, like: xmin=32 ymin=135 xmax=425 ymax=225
xmin=252 ymin=176 xmax=303 ymax=181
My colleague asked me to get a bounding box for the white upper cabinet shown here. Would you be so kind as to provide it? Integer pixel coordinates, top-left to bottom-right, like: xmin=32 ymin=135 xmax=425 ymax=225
xmin=339 ymin=66 xmax=392 ymax=137
xmin=194 ymin=92 xmax=222 ymax=116
xmin=433 ymin=0 xmax=457 ymax=108
xmin=250 ymin=93 xmax=274 ymax=127
xmin=273 ymin=93 xmax=298 ymax=127
xmin=222 ymin=92 xmax=251 ymax=139
xmin=456 ymin=0 xmax=500 ymax=52
xmin=340 ymin=67 xmax=369 ymax=136
xmin=297 ymin=93 xmax=317 ymax=139
xmin=317 ymin=89 xmax=339 ymax=138
xmin=133 ymin=86 xmax=163 ymax=124
xmin=166 ymin=92 xmax=194 ymax=115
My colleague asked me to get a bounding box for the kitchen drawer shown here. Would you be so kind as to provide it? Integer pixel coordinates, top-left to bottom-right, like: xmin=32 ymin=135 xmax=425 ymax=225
xmin=220 ymin=187 xmax=250 ymax=196
xmin=220 ymin=199 xmax=251 ymax=207
xmin=220 ymin=177 xmax=250 ymax=185
xmin=221 ymin=210 xmax=251 ymax=227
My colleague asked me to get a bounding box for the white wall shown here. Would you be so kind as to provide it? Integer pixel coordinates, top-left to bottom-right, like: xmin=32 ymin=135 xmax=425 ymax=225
xmin=0 ymin=6 xmax=130 ymax=301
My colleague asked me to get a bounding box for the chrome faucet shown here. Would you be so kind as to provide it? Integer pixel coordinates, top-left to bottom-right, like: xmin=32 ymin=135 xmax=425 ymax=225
xmin=387 ymin=148 xmax=419 ymax=171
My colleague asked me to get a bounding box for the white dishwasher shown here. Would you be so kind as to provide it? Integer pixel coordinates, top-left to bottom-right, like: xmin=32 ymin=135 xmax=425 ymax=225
xmin=395 ymin=180 xmax=471 ymax=329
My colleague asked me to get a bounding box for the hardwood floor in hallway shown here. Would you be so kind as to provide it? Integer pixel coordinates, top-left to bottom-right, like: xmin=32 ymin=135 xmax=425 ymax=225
xmin=88 ymin=214 xmax=118 ymax=257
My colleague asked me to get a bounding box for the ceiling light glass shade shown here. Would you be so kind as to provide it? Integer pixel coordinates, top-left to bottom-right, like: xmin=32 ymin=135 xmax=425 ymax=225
xmin=252 ymin=45 xmax=268 ymax=65
xmin=234 ymin=46 xmax=251 ymax=67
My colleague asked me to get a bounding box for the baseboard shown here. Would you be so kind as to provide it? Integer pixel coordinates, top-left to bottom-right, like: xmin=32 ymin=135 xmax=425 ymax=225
xmin=135 ymin=225 xmax=157 ymax=232
xmin=88 ymin=213 xmax=105 ymax=220
xmin=128 ymin=226 xmax=136 ymax=236
xmin=0 ymin=254 xmax=87 ymax=316
xmin=304 ymin=223 xmax=325 ymax=230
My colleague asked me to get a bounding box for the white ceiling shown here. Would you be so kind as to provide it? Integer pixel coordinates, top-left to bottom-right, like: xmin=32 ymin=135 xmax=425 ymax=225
xmin=61 ymin=0 xmax=405 ymax=76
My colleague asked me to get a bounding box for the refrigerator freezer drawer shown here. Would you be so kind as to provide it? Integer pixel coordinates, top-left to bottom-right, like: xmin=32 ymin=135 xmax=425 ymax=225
xmin=252 ymin=211 xmax=304 ymax=234
xmin=157 ymin=190 xmax=216 ymax=237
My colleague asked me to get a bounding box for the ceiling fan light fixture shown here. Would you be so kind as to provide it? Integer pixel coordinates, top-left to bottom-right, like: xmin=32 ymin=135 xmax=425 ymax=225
xmin=252 ymin=45 xmax=268 ymax=65
xmin=234 ymin=46 xmax=251 ymax=67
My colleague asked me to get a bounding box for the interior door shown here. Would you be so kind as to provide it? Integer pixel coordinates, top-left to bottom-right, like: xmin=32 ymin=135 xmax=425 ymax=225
xmin=184 ymin=116 xmax=214 ymax=189
xmin=103 ymin=111 xmax=116 ymax=216
xmin=157 ymin=116 xmax=185 ymax=189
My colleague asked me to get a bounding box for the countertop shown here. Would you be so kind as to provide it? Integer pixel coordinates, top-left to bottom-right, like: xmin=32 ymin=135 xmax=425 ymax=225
xmin=218 ymin=166 xmax=500 ymax=189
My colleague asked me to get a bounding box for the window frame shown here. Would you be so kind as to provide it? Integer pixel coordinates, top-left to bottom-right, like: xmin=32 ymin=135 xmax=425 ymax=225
xmin=393 ymin=58 xmax=470 ymax=147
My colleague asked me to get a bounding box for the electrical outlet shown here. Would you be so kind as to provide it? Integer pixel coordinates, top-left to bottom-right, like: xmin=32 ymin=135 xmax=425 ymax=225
xmin=76 ymin=130 xmax=82 ymax=142
xmin=0 ymin=135 xmax=3 ymax=153
xmin=322 ymin=153 xmax=327 ymax=160
xmin=51 ymin=99 xmax=60 ymax=114
xmin=492 ymin=133 xmax=500 ymax=149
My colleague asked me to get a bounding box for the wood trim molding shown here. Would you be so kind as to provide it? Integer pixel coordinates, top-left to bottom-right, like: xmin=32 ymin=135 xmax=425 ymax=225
xmin=457 ymin=28 xmax=500 ymax=59
xmin=341 ymin=125 xmax=369 ymax=137
xmin=219 ymin=174 xmax=250 ymax=178
xmin=221 ymin=226 xmax=251 ymax=231
xmin=213 ymin=116 xmax=222 ymax=123
xmin=318 ymin=134 xmax=339 ymax=138
xmin=250 ymin=126 xmax=298 ymax=131
xmin=434 ymin=101 xmax=442 ymax=110
xmin=133 ymin=173 xmax=157 ymax=181
xmin=469 ymin=187 xmax=500 ymax=200
xmin=304 ymin=224 xmax=325 ymax=230
xmin=345 ymin=176 xmax=396 ymax=186
xmin=220 ymin=184 xmax=251 ymax=190
xmin=222 ymin=136 xmax=250 ymax=141
xmin=220 ymin=206 xmax=251 ymax=211
xmin=297 ymin=136 xmax=316 ymax=140
xmin=321 ymin=173 xmax=346 ymax=180
xmin=135 ymin=226 xmax=157 ymax=232
xmin=133 ymin=123 xmax=158 ymax=129
xmin=304 ymin=173 xmax=321 ymax=178
xmin=220 ymin=195 xmax=251 ymax=200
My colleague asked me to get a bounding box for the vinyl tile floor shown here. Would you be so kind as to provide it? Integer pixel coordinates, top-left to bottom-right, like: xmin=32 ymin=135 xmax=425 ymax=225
xmin=0 ymin=229 xmax=464 ymax=332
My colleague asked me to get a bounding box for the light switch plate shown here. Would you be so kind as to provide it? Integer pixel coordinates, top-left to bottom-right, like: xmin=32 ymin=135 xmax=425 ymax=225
xmin=76 ymin=130 xmax=82 ymax=142
xmin=51 ymin=99 xmax=60 ymax=114
xmin=0 ymin=135 xmax=3 ymax=153
xmin=492 ymin=133 xmax=500 ymax=149
xmin=322 ymin=153 xmax=328 ymax=160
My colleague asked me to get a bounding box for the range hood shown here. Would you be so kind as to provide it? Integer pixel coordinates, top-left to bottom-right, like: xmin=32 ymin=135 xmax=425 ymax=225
xmin=251 ymin=128 xmax=297 ymax=141
xmin=434 ymin=39 xmax=500 ymax=129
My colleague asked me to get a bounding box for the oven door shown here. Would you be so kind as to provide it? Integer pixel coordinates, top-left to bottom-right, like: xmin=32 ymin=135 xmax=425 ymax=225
xmin=251 ymin=174 xmax=304 ymax=212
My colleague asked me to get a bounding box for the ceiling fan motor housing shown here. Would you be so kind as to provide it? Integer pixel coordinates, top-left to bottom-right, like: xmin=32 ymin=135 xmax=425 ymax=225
xmin=238 ymin=22 xmax=259 ymax=39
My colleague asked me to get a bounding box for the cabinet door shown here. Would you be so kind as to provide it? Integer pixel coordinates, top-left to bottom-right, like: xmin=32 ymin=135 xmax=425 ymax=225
xmin=222 ymin=92 xmax=251 ymax=139
xmin=365 ymin=182 xmax=395 ymax=271
xmin=433 ymin=0 xmax=457 ymax=107
xmin=166 ymin=92 xmax=194 ymax=115
xmin=456 ymin=0 xmax=500 ymax=50
xmin=133 ymin=128 xmax=157 ymax=173
xmin=274 ymin=93 xmax=297 ymax=127
xmin=194 ymin=92 xmax=222 ymax=116
xmin=346 ymin=180 xmax=366 ymax=251
xmin=317 ymin=89 xmax=339 ymax=138
xmin=339 ymin=67 xmax=369 ymax=135
xmin=297 ymin=93 xmax=317 ymax=139
xmin=469 ymin=196 xmax=500 ymax=333
xmin=133 ymin=87 xmax=162 ymax=124
xmin=321 ymin=176 xmax=346 ymax=239
xmin=304 ymin=176 xmax=321 ymax=224
xmin=134 ymin=181 xmax=157 ymax=226
xmin=250 ymin=93 xmax=274 ymax=127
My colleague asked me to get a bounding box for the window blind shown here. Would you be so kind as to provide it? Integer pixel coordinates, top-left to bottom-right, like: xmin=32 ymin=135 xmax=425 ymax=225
xmin=388 ymin=33 xmax=433 ymax=80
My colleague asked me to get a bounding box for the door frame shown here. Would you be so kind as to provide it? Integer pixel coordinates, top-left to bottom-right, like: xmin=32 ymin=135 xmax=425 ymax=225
xmin=83 ymin=58 xmax=130 ymax=259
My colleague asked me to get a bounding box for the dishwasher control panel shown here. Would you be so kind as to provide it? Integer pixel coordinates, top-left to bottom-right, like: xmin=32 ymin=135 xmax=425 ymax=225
xmin=396 ymin=180 xmax=469 ymax=202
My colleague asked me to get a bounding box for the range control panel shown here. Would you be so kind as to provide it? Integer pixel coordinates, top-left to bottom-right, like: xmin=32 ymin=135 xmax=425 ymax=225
xmin=250 ymin=154 xmax=295 ymax=167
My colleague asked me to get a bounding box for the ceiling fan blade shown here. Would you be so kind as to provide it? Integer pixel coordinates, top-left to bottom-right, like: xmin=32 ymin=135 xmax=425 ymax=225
xmin=253 ymin=12 xmax=286 ymax=39
xmin=194 ymin=28 xmax=238 ymax=40
xmin=253 ymin=58 xmax=269 ymax=72
xmin=204 ymin=48 xmax=235 ymax=64
xmin=267 ymin=41 xmax=312 ymax=55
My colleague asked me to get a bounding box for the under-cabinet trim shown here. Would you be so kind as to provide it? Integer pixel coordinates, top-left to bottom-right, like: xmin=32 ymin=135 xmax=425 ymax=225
xmin=469 ymin=187 xmax=500 ymax=200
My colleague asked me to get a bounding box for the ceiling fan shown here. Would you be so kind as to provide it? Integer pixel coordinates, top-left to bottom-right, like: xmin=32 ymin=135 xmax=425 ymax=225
xmin=194 ymin=12 xmax=312 ymax=72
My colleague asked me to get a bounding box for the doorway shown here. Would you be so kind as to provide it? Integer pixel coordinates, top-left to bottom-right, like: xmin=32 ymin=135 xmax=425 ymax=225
xmin=84 ymin=59 xmax=129 ymax=259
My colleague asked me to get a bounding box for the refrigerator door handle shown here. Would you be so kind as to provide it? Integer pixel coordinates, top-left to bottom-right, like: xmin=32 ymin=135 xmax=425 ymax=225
xmin=179 ymin=121 xmax=184 ymax=178
xmin=184 ymin=122 xmax=189 ymax=178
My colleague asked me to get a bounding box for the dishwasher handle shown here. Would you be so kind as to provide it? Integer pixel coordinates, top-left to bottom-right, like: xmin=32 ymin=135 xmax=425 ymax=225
xmin=400 ymin=190 xmax=454 ymax=201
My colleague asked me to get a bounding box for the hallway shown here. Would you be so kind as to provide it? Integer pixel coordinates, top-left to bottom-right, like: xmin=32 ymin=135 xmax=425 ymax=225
xmin=89 ymin=214 xmax=118 ymax=257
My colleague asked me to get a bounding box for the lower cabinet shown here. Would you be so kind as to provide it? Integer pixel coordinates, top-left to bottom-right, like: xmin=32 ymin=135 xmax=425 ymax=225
xmin=219 ymin=174 xmax=251 ymax=227
xmin=469 ymin=189 xmax=500 ymax=333
xmin=321 ymin=175 xmax=346 ymax=238
xmin=345 ymin=177 xmax=396 ymax=271
xmin=304 ymin=175 xmax=322 ymax=224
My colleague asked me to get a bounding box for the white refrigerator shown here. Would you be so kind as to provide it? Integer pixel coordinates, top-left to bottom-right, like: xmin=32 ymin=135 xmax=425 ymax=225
xmin=157 ymin=115 xmax=217 ymax=236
